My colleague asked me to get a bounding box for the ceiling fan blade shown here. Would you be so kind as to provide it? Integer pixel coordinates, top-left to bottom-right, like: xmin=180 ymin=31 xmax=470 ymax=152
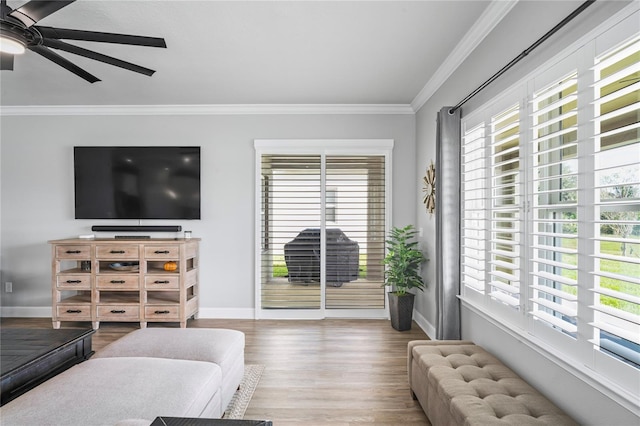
xmin=37 ymin=26 xmax=167 ymax=48
xmin=0 ymin=51 xmax=14 ymax=70
xmin=43 ymin=38 xmax=156 ymax=76
xmin=9 ymin=1 xmax=75 ymax=27
xmin=1 ymin=0 xmax=12 ymax=20
xmin=30 ymin=45 xmax=100 ymax=83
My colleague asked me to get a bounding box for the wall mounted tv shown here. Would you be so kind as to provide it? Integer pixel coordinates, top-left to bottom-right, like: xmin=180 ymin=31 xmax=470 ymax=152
xmin=74 ymin=146 xmax=201 ymax=220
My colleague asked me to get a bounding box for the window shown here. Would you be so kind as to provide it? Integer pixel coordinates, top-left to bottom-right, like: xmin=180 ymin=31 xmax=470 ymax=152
xmin=592 ymin=35 xmax=640 ymax=367
xmin=489 ymin=104 xmax=522 ymax=308
xmin=325 ymin=188 xmax=337 ymax=223
xmin=530 ymin=72 xmax=579 ymax=338
xmin=461 ymin=13 xmax=639 ymax=400
xmin=461 ymin=123 xmax=487 ymax=295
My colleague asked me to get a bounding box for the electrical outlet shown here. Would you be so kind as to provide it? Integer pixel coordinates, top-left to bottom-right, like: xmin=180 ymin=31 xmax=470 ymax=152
xmin=5 ymin=282 xmax=12 ymax=293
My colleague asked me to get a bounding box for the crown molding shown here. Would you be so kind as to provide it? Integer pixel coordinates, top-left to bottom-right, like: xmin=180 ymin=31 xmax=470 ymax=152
xmin=410 ymin=0 xmax=518 ymax=112
xmin=0 ymin=103 xmax=415 ymax=116
xmin=1 ymin=2 xmax=517 ymax=117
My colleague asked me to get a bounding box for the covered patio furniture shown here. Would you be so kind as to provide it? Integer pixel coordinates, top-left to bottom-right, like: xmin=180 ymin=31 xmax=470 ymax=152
xmin=284 ymin=228 xmax=359 ymax=287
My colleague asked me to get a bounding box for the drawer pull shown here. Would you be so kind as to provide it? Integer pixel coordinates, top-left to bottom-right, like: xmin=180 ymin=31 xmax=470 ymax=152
xmin=154 ymin=280 xmax=170 ymax=284
xmin=110 ymin=280 xmax=126 ymax=284
xmin=154 ymin=310 xmax=171 ymax=314
xmin=154 ymin=250 xmax=170 ymax=254
xmin=110 ymin=250 xmax=126 ymax=254
xmin=110 ymin=310 xmax=126 ymax=314
xmin=66 ymin=280 xmax=82 ymax=284
xmin=65 ymin=250 xmax=81 ymax=254
xmin=66 ymin=309 xmax=82 ymax=313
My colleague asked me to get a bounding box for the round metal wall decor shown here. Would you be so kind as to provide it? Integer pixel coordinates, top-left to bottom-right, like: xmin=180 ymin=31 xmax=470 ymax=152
xmin=422 ymin=161 xmax=436 ymax=215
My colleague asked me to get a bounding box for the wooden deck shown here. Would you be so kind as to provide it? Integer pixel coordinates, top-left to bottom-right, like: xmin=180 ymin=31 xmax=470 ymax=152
xmin=261 ymin=278 xmax=385 ymax=309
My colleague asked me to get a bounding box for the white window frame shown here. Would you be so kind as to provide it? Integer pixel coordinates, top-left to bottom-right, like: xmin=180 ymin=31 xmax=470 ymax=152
xmin=460 ymin=4 xmax=640 ymax=410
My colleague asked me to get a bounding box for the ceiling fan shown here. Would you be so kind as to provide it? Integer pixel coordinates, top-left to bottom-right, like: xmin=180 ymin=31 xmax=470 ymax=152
xmin=0 ymin=0 xmax=166 ymax=83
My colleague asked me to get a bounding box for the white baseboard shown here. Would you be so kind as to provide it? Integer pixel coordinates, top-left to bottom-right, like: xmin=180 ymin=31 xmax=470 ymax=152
xmin=412 ymin=309 xmax=436 ymax=339
xmin=0 ymin=306 xmax=408 ymax=323
xmin=0 ymin=306 xmax=258 ymax=319
xmin=197 ymin=307 xmax=256 ymax=319
xmin=0 ymin=306 xmax=52 ymax=317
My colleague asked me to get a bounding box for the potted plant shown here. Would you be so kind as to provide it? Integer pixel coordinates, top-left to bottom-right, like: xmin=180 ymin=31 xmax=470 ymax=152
xmin=383 ymin=225 xmax=426 ymax=331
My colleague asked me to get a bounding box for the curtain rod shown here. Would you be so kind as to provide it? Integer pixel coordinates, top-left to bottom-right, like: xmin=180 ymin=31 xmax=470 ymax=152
xmin=449 ymin=0 xmax=596 ymax=115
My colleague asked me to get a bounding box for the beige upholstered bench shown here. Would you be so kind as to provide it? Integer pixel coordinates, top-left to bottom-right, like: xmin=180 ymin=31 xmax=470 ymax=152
xmin=408 ymin=340 xmax=578 ymax=426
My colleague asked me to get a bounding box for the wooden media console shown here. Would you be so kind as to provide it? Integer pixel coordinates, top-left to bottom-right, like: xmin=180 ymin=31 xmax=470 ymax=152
xmin=49 ymin=238 xmax=200 ymax=329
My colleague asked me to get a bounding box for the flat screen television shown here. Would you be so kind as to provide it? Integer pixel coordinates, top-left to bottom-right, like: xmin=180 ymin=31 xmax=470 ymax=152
xmin=74 ymin=146 xmax=201 ymax=220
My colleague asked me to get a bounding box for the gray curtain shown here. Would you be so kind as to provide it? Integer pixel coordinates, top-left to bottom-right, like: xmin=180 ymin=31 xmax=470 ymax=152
xmin=435 ymin=106 xmax=461 ymax=340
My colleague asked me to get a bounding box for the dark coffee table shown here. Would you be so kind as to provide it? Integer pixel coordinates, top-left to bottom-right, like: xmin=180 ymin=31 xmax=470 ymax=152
xmin=151 ymin=418 xmax=272 ymax=426
xmin=0 ymin=327 xmax=95 ymax=405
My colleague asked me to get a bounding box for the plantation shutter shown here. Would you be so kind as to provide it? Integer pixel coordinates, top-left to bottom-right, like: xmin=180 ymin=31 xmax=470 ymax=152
xmin=462 ymin=123 xmax=488 ymax=295
xmin=459 ymin=11 xmax=640 ymax=395
xmin=260 ymin=155 xmax=322 ymax=309
xmin=529 ymin=72 xmax=580 ymax=335
xmin=489 ymin=105 xmax=522 ymax=308
xmin=325 ymin=156 xmax=386 ymax=309
xmin=591 ymin=36 xmax=640 ymax=364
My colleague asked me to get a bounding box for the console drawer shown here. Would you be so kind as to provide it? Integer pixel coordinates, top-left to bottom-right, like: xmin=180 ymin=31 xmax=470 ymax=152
xmin=57 ymin=275 xmax=91 ymax=290
xmin=56 ymin=305 xmax=92 ymax=320
xmin=56 ymin=245 xmax=91 ymax=259
xmin=145 ymin=305 xmax=179 ymax=319
xmin=144 ymin=246 xmax=180 ymax=260
xmin=97 ymin=305 xmax=140 ymax=320
xmin=96 ymin=245 xmax=139 ymax=259
xmin=96 ymin=275 xmax=140 ymax=290
xmin=144 ymin=275 xmax=180 ymax=289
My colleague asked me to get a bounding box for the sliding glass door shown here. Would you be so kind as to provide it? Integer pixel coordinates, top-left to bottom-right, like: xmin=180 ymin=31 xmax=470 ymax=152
xmin=255 ymin=141 xmax=391 ymax=318
xmin=324 ymin=155 xmax=386 ymax=309
xmin=259 ymin=154 xmax=323 ymax=310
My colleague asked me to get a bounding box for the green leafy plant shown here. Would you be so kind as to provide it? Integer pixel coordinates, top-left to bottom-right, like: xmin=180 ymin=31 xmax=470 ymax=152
xmin=383 ymin=225 xmax=426 ymax=296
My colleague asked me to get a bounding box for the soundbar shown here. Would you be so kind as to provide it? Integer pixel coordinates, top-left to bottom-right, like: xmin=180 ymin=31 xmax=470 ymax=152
xmin=91 ymin=225 xmax=182 ymax=232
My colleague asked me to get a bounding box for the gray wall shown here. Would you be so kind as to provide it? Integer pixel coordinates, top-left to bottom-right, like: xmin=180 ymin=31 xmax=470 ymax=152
xmin=2 ymin=0 xmax=637 ymax=423
xmin=414 ymin=1 xmax=637 ymax=424
xmin=0 ymin=113 xmax=416 ymax=315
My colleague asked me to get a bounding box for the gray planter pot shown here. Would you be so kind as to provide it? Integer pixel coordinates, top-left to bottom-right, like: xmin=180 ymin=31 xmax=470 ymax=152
xmin=388 ymin=292 xmax=415 ymax=331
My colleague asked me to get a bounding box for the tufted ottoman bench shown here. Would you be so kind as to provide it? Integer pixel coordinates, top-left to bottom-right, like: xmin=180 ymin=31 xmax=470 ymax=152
xmin=408 ymin=340 xmax=578 ymax=426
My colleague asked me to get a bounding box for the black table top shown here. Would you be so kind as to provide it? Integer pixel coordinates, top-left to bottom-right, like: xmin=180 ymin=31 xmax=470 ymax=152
xmin=0 ymin=328 xmax=95 ymax=376
xmin=151 ymin=418 xmax=272 ymax=426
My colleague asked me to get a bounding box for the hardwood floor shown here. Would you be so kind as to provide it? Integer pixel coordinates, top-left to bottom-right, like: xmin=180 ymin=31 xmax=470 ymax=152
xmin=0 ymin=317 xmax=431 ymax=425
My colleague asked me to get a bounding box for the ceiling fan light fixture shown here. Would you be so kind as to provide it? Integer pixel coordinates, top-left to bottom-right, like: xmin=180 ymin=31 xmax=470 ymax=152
xmin=0 ymin=34 xmax=26 ymax=54
xmin=0 ymin=0 xmax=166 ymax=81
